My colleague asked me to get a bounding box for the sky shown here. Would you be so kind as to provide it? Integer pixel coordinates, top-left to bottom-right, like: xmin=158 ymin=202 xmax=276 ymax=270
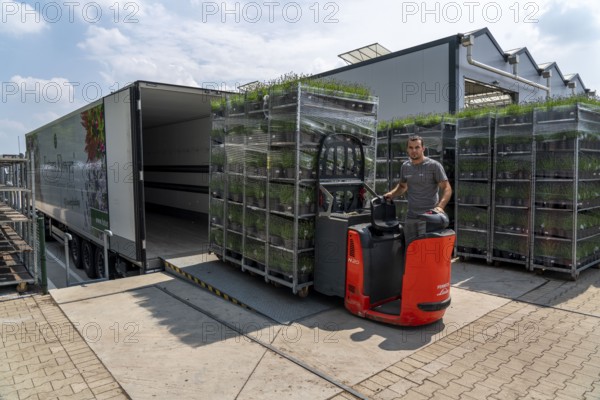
xmin=1 ymin=0 xmax=600 ymax=155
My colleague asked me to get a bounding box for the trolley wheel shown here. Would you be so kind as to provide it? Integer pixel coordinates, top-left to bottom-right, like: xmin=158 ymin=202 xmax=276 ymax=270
xmin=70 ymin=235 xmax=83 ymax=270
xmin=570 ymin=270 xmax=579 ymax=281
xmin=16 ymin=282 xmax=28 ymax=293
xmin=82 ymin=241 xmax=97 ymax=279
xmin=297 ymin=286 xmax=310 ymax=298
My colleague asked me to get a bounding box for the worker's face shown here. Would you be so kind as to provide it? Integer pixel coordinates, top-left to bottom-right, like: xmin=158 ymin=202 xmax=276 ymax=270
xmin=407 ymin=139 xmax=425 ymax=162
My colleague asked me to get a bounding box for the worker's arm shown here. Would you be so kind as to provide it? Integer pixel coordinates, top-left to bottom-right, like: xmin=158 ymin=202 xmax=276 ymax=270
xmin=384 ymin=182 xmax=407 ymax=200
xmin=434 ymin=180 xmax=452 ymax=213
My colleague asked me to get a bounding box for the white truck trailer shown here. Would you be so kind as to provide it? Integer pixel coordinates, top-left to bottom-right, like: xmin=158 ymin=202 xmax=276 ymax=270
xmin=26 ymin=81 xmax=226 ymax=279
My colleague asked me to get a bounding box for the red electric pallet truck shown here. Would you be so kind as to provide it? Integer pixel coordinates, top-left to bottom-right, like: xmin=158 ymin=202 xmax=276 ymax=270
xmin=313 ymin=133 xmax=455 ymax=326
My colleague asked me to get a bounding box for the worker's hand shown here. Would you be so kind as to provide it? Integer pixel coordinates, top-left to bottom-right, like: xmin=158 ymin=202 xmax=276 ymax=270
xmin=433 ymin=206 xmax=445 ymax=214
xmin=383 ymin=192 xmax=393 ymax=201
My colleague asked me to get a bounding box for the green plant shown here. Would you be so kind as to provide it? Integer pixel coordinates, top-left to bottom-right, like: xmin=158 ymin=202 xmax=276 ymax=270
xmin=227 ymin=203 xmax=243 ymax=228
xmin=244 ymin=209 xmax=257 ymax=230
xmin=298 ymin=218 xmax=315 ymax=241
xmin=244 ymin=238 xmax=266 ymax=264
xmin=211 ymin=98 xmax=226 ymax=114
xmin=209 ymin=200 xmax=224 ymax=223
xmin=280 ymin=218 xmax=295 ymax=242
xmin=414 ymin=113 xmax=443 ymax=127
xmin=255 ymin=212 xmax=266 ymax=232
xmin=278 ymin=184 xmax=296 ymax=211
xmin=211 ymin=147 xmax=225 ymax=166
xmin=210 ymin=174 xmax=225 ymax=197
xmin=299 ymin=186 xmax=315 ymax=206
xmin=227 ymin=178 xmax=244 ymax=201
xmin=238 ymin=72 xmax=373 ymax=102
xmin=229 ymin=94 xmax=245 ymax=112
xmin=281 ymin=151 xmax=297 ymax=169
xmin=268 ymin=246 xmax=293 ymax=274
xmin=298 ymin=253 xmax=314 ymax=275
xmin=210 ymin=227 xmax=223 ymax=247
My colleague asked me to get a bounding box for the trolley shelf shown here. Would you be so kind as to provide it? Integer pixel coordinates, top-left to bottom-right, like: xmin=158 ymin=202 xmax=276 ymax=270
xmin=0 ymin=185 xmax=31 ymax=193
xmin=0 ymin=202 xmax=29 ymax=223
xmin=0 ymin=225 xmax=33 ymax=254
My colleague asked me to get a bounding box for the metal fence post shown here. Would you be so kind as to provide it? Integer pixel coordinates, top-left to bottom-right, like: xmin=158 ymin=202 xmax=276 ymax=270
xmin=64 ymin=233 xmax=72 ymax=287
xmin=37 ymin=215 xmax=47 ymax=294
xmin=103 ymin=230 xmax=113 ymax=279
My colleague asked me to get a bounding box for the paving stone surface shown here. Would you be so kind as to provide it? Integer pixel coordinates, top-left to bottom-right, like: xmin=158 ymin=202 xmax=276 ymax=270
xmin=0 ymin=295 xmax=129 ymax=400
xmin=2 ymin=266 xmax=600 ymax=400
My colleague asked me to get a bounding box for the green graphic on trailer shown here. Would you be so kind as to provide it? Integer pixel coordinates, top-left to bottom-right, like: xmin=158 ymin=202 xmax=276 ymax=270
xmin=91 ymin=208 xmax=109 ymax=231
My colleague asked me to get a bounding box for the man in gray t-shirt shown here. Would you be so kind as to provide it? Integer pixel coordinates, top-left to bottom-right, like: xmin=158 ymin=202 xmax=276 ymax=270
xmin=384 ymin=135 xmax=452 ymax=219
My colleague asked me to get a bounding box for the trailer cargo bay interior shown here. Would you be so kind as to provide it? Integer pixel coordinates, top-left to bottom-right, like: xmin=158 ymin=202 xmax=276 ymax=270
xmin=140 ymin=83 xmax=223 ymax=265
xmin=28 ymin=81 xmax=226 ymax=277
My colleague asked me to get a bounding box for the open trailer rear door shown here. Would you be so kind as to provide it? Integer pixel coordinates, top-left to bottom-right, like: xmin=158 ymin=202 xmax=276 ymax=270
xmin=104 ymin=87 xmax=145 ymax=268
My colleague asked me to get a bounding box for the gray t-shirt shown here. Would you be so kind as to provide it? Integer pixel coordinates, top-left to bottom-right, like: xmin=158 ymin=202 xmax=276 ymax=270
xmin=399 ymin=157 xmax=448 ymax=218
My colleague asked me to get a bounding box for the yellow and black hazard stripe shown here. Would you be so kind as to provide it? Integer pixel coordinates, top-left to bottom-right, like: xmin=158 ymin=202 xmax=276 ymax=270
xmin=163 ymin=261 xmax=254 ymax=312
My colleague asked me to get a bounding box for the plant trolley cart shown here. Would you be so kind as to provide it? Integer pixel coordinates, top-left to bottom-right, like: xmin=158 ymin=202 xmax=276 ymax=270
xmin=532 ymin=103 xmax=600 ymax=279
xmin=0 ymin=155 xmax=37 ymax=290
xmin=209 ymin=82 xmax=378 ymax=296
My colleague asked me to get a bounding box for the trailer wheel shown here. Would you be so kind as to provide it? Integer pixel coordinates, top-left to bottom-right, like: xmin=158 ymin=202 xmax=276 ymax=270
xmin=70 ymin=235 xmax=83 ymax=270
xmin=94 ymin=247 xmax=115 ymax=279
xmin=82 ymin=241 xmax=97 ymax=279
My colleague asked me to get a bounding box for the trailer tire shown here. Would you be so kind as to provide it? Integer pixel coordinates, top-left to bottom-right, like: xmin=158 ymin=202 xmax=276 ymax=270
xmin=94 ymin=247 xmax=115 ymax=279
xmin=82 ymin=241 xmax=97 ymax=279
xmin=70 ymin=235 xmax=83 ymax=270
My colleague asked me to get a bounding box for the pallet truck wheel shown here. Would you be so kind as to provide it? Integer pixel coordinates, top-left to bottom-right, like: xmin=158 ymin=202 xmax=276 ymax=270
xmin=297 ymin=286 xmax=310 ymax=298
xmin=494 ymin=261 xmax=501 ymax=267
xmin=271 ymin=281 xmax=281 ymax=288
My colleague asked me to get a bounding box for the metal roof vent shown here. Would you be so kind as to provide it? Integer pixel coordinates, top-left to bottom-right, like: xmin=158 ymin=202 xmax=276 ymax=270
xmin=338 ymin=43 xmax=391 ymax=65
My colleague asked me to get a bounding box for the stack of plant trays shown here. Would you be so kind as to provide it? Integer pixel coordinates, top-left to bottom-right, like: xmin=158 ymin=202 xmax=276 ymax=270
xmin=387 ymin=123 xmax=415 ymax=219
xmin=491 ymin=110 xmax=534 ymax=267
xmin=375 ymin=124 xmax=390 ymax=195
xmin=532 ymin=103 xmax=600 ymax=279
xmin=455 ymin=114 xmax=494 ymax=262
xmin=209 ymin=82 xmax=378 ymax=296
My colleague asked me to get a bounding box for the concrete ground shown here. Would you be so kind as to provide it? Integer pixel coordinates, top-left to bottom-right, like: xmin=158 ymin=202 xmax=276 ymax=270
xmin=1 ymin=259 xmax=599 ymax=400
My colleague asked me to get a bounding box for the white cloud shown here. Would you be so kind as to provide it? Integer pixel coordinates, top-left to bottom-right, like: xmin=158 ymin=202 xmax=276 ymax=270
xmin=0 ymin=0 xmax=48 ymax=36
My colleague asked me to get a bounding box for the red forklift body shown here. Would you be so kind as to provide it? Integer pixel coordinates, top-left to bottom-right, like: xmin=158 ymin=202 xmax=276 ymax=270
xmin=313 ymin=133 xmax=454 ymax=327
xmin=345 ymin=226 xmax=454 ymax=326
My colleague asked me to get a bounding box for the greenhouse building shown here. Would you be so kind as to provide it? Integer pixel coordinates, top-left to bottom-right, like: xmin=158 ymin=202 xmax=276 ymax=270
xmin=317 ymin=27 xmax=594 ymax=121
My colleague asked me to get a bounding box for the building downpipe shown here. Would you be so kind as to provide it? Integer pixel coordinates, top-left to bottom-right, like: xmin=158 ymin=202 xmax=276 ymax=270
xmin=461 ymin=35 xmax=550 ymax=100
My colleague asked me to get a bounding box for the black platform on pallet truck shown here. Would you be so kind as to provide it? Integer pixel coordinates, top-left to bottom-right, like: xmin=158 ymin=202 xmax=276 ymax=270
xmin=163 ymin=254 xmax=336 ymax=324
